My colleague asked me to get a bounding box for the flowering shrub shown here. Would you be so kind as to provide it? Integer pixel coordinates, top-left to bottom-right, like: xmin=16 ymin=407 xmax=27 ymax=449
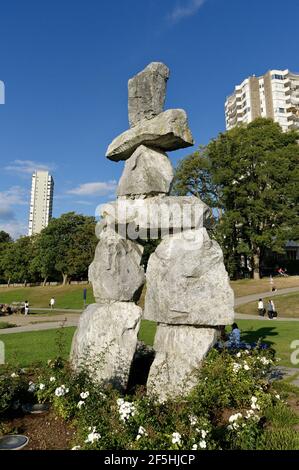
xmin=0 ymin=366 xmax=30 ymax=414
xmin=1 ymin=344 xmax=298 ymax=450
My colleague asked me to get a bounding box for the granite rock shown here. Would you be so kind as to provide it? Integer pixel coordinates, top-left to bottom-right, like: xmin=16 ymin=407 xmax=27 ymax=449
xmin=100 ymin=195 xmax=210 ymax=240
xmin=117 ymin=145 xmax=174 ymax=196
xmin=89 ymin=227 xmax=145 ymax=302
xmin=146 ymin=324 xmax=217 ymax=401
xmin=106 ymin=109 xmax=194 ymax=161
xmin=128 ymin=62 xmax=170 ymax=127
xmin=144 ymin=228 xmax=234 ymax=325
xmin=71 ymin=302 xmax=142 ymax=390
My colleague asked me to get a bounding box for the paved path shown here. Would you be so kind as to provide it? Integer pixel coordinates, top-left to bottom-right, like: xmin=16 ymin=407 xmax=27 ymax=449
xmin=0 ymin=320 xmax=78 ymax=335
xmin=1 ymin=287 xmax=299 ymax=334
xmin=235 ymin=286 xmax=299 ymax=306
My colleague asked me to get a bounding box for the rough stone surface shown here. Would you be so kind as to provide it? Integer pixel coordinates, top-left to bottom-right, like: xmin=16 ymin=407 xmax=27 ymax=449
xmin=128 ymin=62 xmax=170 ymax=128
xmin=89 ymin=227 xmax=145 ymax=302
xmin=144 ymin=228 xmax=234 ymax=325
xmin=71 ymin=302 xmax=142 ymax=390
xmin=146 ymin=324 xmax=217 ymax=401
xmin=117 ymin=145 xmax=174 ymax=196
xmin=100 ymin=195 xmax=211 ymax=240
xmin=106 ymin=109 xmax=194 ymax=161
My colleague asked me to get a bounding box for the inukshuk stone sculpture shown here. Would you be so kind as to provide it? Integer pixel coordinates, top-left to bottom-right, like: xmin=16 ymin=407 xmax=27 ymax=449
xmin=71 ymin=62 xmax=234 ymax=399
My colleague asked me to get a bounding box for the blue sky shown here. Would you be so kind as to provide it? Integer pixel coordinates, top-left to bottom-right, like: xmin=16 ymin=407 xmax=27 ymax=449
xmin=1 ymin=0 xmax=299 ymax=238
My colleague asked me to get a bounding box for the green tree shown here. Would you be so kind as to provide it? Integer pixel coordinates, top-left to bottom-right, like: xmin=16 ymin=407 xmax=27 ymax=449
xmin=173 ymin=119 xmax=299 ymax=279
xmin=1 ymin=236 xmax=35 ymax=284
xmin=208 ymin=118 xmax=299 ymax=279
xmin=35 ymin=212 xmax=97 ymax=285
xmin=0 ymin=231 xmax=12 ymax=244
xmin=172 ymin=146 xmax=220 ymax=214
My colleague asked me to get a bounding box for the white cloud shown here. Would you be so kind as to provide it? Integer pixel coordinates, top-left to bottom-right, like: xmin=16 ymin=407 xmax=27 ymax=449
xmin=0 ymin=220 xmax=27 ymax=239
xmin=168 ymin=0 xmax=206 ymax=23
xmin=67 ymin=180 xmax=117 ymax=196
xmin=0 ymin=187 xmax=28 ymax=238
xmin=4 ymin=159 xmax=56 ymax=175
xmin=0 ymin=186 xmax=27 ymax=207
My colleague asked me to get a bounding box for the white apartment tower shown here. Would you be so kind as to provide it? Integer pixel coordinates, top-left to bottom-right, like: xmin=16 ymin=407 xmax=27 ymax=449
xmin=28 ymin=171 xmax=54 ymax=236
xmin=225 ymin=69 xmax=299 ymax=131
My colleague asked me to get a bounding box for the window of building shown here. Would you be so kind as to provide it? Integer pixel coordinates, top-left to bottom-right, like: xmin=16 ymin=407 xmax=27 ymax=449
xmin=287 ymin=250 xmax=297 ymax=260
xmin=272 ymin=74 xmax=284 ymax=80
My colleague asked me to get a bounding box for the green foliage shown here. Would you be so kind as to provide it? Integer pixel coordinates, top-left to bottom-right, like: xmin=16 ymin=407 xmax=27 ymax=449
xmin=2 ymin=345 xmax=299 ymax=450
xmin=0 ymin=212 xmax=97 ymax=284
xmin=257 ymin=428 xmax=299 ymax=450
xmin=0 ymin=367 xmax=30 ymax=413
xmin=173 ymin=119 xmax=299 ymax=278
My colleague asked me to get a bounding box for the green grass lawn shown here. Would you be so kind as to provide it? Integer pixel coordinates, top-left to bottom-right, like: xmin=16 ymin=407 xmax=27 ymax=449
xmin=0 ymin=327 xmax=76 ymax=367
xmin=237 ymin=319 xmax=299 ymax=368
xmin=0 ymin=285 xmax=95 ymax=309
xmin=0 ymin=318 xmax=297 ymax=368
xmin=231 ymin=276 xmax=299 ymax=297
xmin=238 ymin=292 xmax=299 ymax=318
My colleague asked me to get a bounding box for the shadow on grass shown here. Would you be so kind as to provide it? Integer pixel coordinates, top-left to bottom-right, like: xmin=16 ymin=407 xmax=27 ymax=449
xmin=241 ymin=327 xmax=279 ymax=347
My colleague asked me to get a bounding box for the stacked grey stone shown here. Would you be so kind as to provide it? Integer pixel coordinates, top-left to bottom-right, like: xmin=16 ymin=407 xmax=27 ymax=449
xmin=71 ymin=62 xmax=234 ymax=398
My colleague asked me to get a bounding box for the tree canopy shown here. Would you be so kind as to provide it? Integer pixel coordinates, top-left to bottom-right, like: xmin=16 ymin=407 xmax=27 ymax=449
xmin=173 ymin=118 xmax=299 ymax=279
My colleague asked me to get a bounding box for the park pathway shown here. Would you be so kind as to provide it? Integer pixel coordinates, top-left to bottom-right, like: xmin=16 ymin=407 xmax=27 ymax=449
xmin=1 ymin=286 xmax=299 ymax=334
xmin=235 ymin=286 xmax=299 ymax=306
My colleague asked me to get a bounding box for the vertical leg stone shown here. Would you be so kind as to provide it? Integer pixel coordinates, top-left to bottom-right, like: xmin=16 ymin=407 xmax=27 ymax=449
xmin=146 ymin=324 xmax=217 ymax=402
xmin=71 ymin=302 xmax=142 ymax=390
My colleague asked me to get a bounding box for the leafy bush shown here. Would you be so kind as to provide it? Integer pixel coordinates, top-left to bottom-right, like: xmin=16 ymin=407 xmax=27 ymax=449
xmin=1 ymin=345 xmax=298 ymax=450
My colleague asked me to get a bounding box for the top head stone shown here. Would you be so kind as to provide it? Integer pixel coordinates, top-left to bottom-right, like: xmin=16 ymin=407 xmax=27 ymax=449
xmin=128 ymin=62 xmax=170 ymax=128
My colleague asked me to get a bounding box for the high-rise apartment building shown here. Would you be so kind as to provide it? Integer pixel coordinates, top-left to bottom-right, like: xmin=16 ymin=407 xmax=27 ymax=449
xmin=225 ymin=69 xmax=299 ymax=131
xmin=28 ymin=171 xmax=54 ymax=236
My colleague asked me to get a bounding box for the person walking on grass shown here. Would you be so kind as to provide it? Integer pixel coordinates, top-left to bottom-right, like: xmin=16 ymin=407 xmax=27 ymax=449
xmin=258 ymin=298 xmax=265 ymax=317
xmin=24 ymin=300 xmax=29 ymax=315
xmin=49 ymin=297 xmax=55 ymax=310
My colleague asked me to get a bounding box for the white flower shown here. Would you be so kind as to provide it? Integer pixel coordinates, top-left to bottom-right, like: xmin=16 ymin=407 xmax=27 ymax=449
xmin=243 ymin=364 xmax=250 ymax=371
xmin=201 ymin=430 xmax=208 ymax=439
xmin=232 ymin=363 xmax=242 ymax=373
xmin=189 ymin=415 xmax=198 ymax=426
xmin=199 ymin=440 xmax=207 ymax=449
xmin=171 ymin=432 xmax=181 ymax=445
xmin=229 ymin=412 xmax=242 ymax=423
xmin=136 ymin=426 xmax=148 ymax=441
xmin=117 ymin=399 xmax=136 ymax=422
xmin=50 ymin=377 xmax=56 ymax=382
xmin=236 ymin=352 xmax=241 ymax=358
xmin=275 ymin=394 xmax=280 ymax=400
xmin=259 ymin=356 xmax=271 ymax=365
xmin=138 ymin=426 xmax=147 ymax=436
xmin=85 ymin=427 xmax=101 ymax=444
xmin=192 ymin=444 xmax=198 ymax=450
xmin=227 ymin=424 xmax=233 ymax=431
xmin=39 ymin=383 xmax=45 ymax=390
xmin=77 ymin=400 xmax=85 ymax=409
xmin=71 ymin=446 xmax=81 ymax=450
xmin=28 ymin=381 xmax=36 ymax=392
xmin=250 ymin=397 xmax=260 ymax=410
xmin=55 ymin=385 xmax=69 ymax=397
xmin=80 ymin=391 xmax=89 ymax=399
xmin=11 ymin=372 xmax=18 ymax=378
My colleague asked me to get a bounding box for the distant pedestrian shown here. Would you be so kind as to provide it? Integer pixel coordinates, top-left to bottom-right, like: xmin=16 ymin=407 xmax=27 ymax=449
xmin=267 ymin=299 xmax=274 ymax=319
xmin=258 ymin=298 xmax=265 ymax=317
xmin=49 ymin=297 xmax=55 ymax=309
xmin=24 ymin=300 xmax=29 ymax=315
xmin=271 ymin=300 xmax=277 ymax=319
